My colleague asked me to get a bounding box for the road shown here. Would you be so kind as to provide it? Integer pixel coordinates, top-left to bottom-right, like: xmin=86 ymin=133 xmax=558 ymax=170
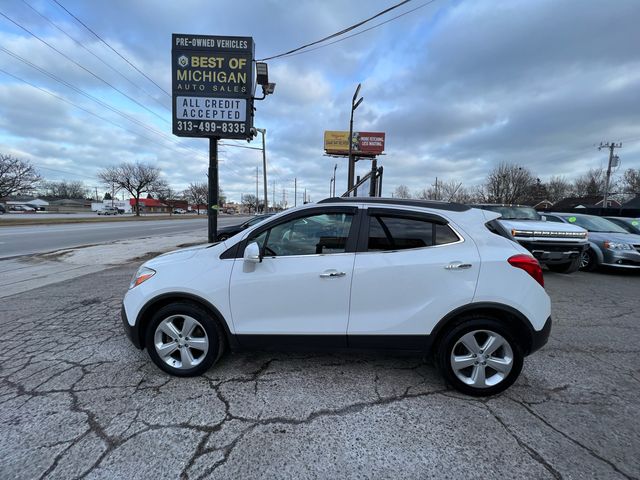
xmin=0 ymin=216 xmax=249 ymax=258
xmin=1 ymin=267 xmax=638 ymax=479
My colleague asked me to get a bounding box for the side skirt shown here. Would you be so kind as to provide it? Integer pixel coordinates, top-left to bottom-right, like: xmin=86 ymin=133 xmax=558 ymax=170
xmin=233 ymin=334 xmax=429 ymax=353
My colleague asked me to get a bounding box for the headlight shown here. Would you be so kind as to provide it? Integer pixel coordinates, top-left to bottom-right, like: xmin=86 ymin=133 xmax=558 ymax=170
xmin=603 ymin=241 xmax=633 ymax=250
xmin=129 ymin=266 xmax=156 ymax=289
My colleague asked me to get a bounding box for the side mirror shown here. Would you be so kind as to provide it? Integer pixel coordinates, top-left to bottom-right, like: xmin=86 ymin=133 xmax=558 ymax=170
xmin=243 ymin=242 xmax=261 ymax=263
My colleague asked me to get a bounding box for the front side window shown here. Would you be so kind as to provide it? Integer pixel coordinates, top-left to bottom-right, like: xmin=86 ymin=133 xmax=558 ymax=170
xmin=250 ymin=212 xmax=354 ymax=257
xmin=367 ymin=215 xmax=459 ymax=251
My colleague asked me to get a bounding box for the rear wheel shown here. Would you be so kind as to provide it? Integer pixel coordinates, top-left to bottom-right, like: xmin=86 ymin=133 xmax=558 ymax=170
xmin=145 ymin=303 xmax=224 ymax=376
xmin=436 ymin=317 xmax=524 ymax=396
xmin=547 ymin=257 xmax=580 ymax=274
xmin=579 ymin=248 xmax=597 ymax=272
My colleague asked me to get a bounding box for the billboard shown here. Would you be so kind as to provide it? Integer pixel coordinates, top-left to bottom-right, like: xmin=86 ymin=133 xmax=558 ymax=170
xmin=324 ymin=131 xmax=385 ymax=155
xmin=172 ymin=34 xmax=254 ymax=139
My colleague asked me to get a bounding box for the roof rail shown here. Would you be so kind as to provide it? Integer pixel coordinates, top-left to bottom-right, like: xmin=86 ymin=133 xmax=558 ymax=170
xmin=317 ymin=197 xmax=470 ymax=212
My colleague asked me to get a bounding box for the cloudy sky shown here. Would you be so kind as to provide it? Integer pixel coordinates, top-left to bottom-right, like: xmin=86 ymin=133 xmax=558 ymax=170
xmin=1 ymin=0 xmax=639 ymax=204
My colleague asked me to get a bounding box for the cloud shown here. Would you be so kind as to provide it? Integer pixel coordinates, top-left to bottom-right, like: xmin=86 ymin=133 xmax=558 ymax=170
xmin=0 ymin=0 xmax=638 ymax=203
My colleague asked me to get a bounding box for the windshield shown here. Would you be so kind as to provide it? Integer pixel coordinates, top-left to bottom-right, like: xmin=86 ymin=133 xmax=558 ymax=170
xmin=564 ymin=215 xmax=629 ymax=233
xmin=480 ymin=205 xmax=541 ymax=220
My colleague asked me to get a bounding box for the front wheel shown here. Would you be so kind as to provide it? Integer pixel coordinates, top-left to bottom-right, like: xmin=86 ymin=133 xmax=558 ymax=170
xmin=436 ymin=317 xmax=524 ymax=396
xmin=145 ymin=303 xmax=224 ymax=376
xmin=579 ymin=248 xmax=597 ymax=272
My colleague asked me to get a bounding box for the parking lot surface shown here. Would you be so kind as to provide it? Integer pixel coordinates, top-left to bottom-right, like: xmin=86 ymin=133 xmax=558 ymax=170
xmin=1 ymin=265 xmax=638 ymax=479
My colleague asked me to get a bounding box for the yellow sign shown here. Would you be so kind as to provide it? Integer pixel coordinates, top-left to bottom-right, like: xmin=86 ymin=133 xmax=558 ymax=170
xmin=324 ymin=131 xmax=350 ymax=153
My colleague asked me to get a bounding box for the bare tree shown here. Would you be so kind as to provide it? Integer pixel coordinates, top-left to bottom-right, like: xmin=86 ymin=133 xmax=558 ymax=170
xmin=484 ymin=163 xmax=535 ymax=204
xmin=571 ymin=168 xmax=607 ymax=197
xmin=393 ymin=184 xmax=411 ymax=199
xmin=545 ymin=176 xmax=571 ymax=203
xmin=416 ymin=180 xmax=472 ymax=203
xmin=241 ymin=194 xmax=262 ymax=213
xmin=622 ymin=168 xmax=640 ymax=195
xmin=0 ymin=153 xmax=41 ymax=198
xmin=39 ymin=180 xmax=88 ymax=199
xmin=154 ymin=181 xmax=183 ymax=216
xmin=98 ymin=162 xmax=161 ymax=216
xmin=184 ymin=182 xmax=208 ymax=214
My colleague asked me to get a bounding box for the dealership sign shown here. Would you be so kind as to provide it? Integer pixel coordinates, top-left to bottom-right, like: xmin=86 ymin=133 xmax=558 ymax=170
xmin=324 ymin=131 xmax=385 ymax=155
xmin=172 ymin=34 xmax=254 ymax=139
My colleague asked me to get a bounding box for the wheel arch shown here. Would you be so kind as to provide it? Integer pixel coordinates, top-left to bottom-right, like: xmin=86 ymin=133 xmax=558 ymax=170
xmin=135 ymin=293 xmax=237 ymax=351
xmin=586 ymin=241 xmax=604 ymax=265
xmin=426 ymin=303 xmax=537 ymax=356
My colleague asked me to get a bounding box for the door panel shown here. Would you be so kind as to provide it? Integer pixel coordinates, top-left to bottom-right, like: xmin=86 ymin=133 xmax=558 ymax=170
xmin=229 ymin=254 xmax=355 ymax=336
xmin=348 ymin=213 xmax=480 ymax=337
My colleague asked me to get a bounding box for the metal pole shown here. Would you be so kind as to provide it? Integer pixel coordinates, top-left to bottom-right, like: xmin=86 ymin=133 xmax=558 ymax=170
xmin=332 ymin=164 xmax=337 ymax=197
xmin=603 ymin=144 xmax=614 ymax=210
xmin=261 ymin=130 xmax=268 ymax=213
xmin=377 ymin=166 xmax=384 ymax=196
xmin=347 ymin=83 xmax=362 ymax=195
xmin=255 ymin=165 xmax=259 ymax=213
xmin=208 ymin=138 xmax=219 ymax=243
xmin=369 ymin=158 xmax=377 ymax=197
xmin=348 ymin=108 xmax=354 ymax=195
xmin=294 ymin=178 xmax=297 ymax=207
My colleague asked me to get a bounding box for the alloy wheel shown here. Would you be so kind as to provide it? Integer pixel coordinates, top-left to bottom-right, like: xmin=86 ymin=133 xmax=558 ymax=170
xmin=450 ymin=330 xmax=514 ymax=388
xmin=154 ymin=314 xmax=209 ymax=369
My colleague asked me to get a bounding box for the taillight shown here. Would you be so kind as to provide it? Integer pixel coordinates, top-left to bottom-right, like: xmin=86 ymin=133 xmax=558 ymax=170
xmin=508 ymin=254 xmax=544 ymax=287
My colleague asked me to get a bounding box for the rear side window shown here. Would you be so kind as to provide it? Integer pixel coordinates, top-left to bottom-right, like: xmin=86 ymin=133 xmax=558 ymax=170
xmin=367 ymin=215 xmax=459 ymax=251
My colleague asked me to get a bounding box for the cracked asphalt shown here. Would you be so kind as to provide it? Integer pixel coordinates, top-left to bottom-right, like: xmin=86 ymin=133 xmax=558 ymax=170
xmin=1 ymin=265 xmax=639 ymax=479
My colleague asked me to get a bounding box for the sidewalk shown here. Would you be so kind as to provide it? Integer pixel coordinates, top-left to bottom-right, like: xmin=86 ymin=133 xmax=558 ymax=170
xmin=0 ymin=232 xmax=207 ymax=298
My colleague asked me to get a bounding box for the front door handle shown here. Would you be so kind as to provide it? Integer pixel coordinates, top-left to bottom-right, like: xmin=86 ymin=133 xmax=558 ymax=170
xmin=320 ymin=271 xmax=346 ymax=278
xmin=445 ymin=262 xmax=472 ymax=270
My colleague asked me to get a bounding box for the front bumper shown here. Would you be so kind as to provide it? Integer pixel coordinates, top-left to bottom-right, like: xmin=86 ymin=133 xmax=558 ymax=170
xmin=529 ymin=316 xmax=552 ymax=354
xmin=601 ymin=249 xmax=640 ymax=268
xmin=121 ymin=304 xmax=143 ymax=349
xmin=518 ymin=241 xmax=588 ymax=265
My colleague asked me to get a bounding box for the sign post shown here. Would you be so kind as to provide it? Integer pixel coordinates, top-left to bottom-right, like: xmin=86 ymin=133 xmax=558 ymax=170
xmin=172 ymin=34 xmax=255 ymax=242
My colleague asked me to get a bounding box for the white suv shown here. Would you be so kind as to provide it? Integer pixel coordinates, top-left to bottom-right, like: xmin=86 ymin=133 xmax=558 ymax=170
xmin=122 ymin=198 xmax=551 ymax=396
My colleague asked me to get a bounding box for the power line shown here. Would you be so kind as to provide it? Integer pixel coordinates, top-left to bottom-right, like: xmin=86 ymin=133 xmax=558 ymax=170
xmin=0 ymin=67 xmax=206 ymax=162
xmin=51 ymin=0 xmax=171 ymax=97
xmin=0 ymin=46 xmax=205 ymax=159
xmin=0 ymin=9 xmax=168 ymax=124
xmin=257 ymin=0 xmax=413 ymax=61
xmin=274 ymin=0 xmax=439 ymax=60
xmin=20 ymin=0 xmax=171 ymax=114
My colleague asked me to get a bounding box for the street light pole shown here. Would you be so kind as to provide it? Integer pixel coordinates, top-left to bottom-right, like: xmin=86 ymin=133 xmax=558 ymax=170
xmin=332 ymin=163 xmax=337 ymax=197
xmin=347 ymin=83 xmax=363 ymax=195
xmin=256 ymin=128 xmax=268 ymax=213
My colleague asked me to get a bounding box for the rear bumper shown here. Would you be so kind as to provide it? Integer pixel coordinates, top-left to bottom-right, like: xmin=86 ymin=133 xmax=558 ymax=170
xmin=529 ymin=316 xmax=552 ymax=354
xmin=121 ymin=304 xmax=143 ymax=349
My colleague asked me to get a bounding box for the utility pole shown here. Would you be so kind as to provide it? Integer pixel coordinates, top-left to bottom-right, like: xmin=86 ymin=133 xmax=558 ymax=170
xmin=272 ymin=179 xmax=276 ymax=210
xmin=599 ymin=141 xmax=622 ymax=209
xmin=347 ymin=83 xmax=364 ymax=195
xmin=255 ymin=165 xmax=259 ymax=213
xmin=332 ymin=163 xmax=337 ymax=197
xmin=294 ymin=178 xmax=297 ymax=207
xmin=256 ymin=128 xmax=268 ymax=213
xmin=304 ymin=188 xmax=307 ymax=204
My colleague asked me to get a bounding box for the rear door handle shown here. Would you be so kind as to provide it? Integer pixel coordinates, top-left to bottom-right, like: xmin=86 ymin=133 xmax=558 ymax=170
xmin=320 ymin=270 xmax=346 ymax=278
xmin=445 ymin=262 xmax=472 ymax=270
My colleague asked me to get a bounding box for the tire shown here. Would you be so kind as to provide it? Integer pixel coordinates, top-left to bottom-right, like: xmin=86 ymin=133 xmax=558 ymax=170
xmin=145 ymin=302 xmax=224 ymax=377
xmin=436 ymin=317 xmax=524 ymax=396
xmin=547 ymin=257 xmax=580 ymax=274
xmin=579 ymin=248 xmax=597 ymax=272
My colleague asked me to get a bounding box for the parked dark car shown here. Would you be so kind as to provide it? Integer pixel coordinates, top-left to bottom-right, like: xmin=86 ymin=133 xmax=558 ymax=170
xmin=604 ymin=217 xmax=640 ymax=235
xmin=216 ymin=214 xmax=274 ymax=241
xmin=0 ymin=204 xmax=5 ymax=214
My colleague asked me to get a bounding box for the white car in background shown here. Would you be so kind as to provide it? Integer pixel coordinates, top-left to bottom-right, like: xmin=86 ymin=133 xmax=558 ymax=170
xmin=122 ymin=198 xmax=551 ymax=396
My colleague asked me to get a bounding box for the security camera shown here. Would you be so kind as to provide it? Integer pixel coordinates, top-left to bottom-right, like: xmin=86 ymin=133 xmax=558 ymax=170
xmin=263 ymin=83 xmax=276 ymax=95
